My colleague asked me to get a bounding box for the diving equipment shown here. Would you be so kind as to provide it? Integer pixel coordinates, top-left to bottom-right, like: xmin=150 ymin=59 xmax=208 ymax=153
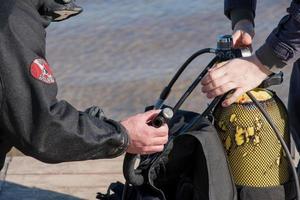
xmin=214 ymin=89 xmax=290 ymax=187
xmin=121 ymin=35 xmax=300 ymax=200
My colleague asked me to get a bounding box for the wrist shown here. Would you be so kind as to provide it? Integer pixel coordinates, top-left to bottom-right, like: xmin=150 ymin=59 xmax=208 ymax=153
xmin=120 ymin=120 xmax=132 ymax=146
xmin=234 ymin=19 xmax=255 ymax=38
xmin=250 ymin=55 xmax=273 ymax=76
xmin=255 ymin=40 xmax=289 ymax=71
xmin=231 ymin=9 xmax=255 ymax=30
xmin=117 ymin=122 xmax=131 ymax=155
xmin=235 ymin=19 xmax=254 ymax=30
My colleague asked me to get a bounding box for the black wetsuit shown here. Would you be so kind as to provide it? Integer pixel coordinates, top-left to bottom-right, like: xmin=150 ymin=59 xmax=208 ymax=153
xmin=0 ymin=0 xmax=129 ymax=170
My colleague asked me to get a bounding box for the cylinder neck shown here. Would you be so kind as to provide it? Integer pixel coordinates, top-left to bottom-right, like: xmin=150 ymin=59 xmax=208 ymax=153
xmin=217 ymin=35 xmax=233 ymax=50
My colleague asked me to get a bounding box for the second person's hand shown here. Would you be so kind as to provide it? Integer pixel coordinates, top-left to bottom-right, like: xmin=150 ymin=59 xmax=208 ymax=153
xmin=201 ymin=55 xmax=272 ymax=107
xmin=232 ymin=19 xmax=255 ymax=48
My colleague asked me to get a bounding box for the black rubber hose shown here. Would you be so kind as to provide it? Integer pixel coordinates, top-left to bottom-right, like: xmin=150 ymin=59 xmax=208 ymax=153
xmin=123 ymin=108 xmax=173 ymax=186
xmin=123 ymin=49 xmax=215 ymax=187
xmin=155 ymin=48 xmax=215 ymax=109
xmin=123 ymin=53 xmax=219 ymax=187
xmin=247 ymin=91 xmax=300 ymax=200
xmin=122 ymin=153 xmax=144 ymax=186
xmin=123 ymin=55 xmax=219 ymax=186
xmin=173 ymin=56 xmax=219 ymax=113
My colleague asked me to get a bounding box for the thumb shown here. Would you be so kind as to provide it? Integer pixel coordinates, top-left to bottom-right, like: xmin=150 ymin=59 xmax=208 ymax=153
xmin=222 ymin=88 xmax=244 ymax=107
xmin=209 ymin=60 xmax=229 ymax=72
xmin=143 ymin=109 xmax=161 ymax=121
xmin=241 ymin=32 xmax=253 ymax=46
xmin=232 ymin=30 xmax=242 ymax=46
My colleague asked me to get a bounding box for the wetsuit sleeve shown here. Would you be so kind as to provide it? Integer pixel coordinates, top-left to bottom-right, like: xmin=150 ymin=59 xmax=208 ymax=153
xmin=1 ymin=58 xmax=129 ymax=163
xmin=0 ymin=0 xmax=129 ymax=163
xmin=256 ymin=1 xmax=300 ymax=70
xmin=1 ymin=61 xmax=130 ymax=163
xmin=224 ymin=0 xmax=256 ymax=29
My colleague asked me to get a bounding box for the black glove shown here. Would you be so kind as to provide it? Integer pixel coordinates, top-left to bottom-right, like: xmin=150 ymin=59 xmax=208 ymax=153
xmin=34 ymin=0 xmax=83 ymax=22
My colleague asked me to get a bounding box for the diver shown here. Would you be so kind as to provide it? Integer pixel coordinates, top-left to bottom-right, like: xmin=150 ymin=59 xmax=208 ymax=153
xmin=201 ymin=0 xmax=300 ymax=199
xmin=0 ymin=0 xmax=169 ymax=170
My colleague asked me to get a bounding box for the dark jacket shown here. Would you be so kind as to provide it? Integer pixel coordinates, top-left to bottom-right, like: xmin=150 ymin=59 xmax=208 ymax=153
xmin=225 ymin=0 xmax=300 ymax=70
xmin=0 ymin=0 xmax=129 ymax=169
xmin=224 ymin=0 xmax=300 ymax=152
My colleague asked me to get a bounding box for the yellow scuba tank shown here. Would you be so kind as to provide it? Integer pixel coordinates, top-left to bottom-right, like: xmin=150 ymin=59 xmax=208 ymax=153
xmin=213 ymin=88 xmax=290 ymax=187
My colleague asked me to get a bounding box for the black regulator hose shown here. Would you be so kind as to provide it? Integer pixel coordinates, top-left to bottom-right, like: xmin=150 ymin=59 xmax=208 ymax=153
xmin=123 ymin=46 xmax=245 ymax=186
xmin=172 ymin=56 xmax=219 ymax=113
xmin=155 ymin=48 xmax=215 ymax=109
xmin=123 ymin=108 xmax=174 ymax=186
xmin=123 ymin=48 xmax=215 ymax=187
xmin=247 ymin=91 xmax=300 ymax=200
xmin=122 ymin=35 xmax=299 ymax=200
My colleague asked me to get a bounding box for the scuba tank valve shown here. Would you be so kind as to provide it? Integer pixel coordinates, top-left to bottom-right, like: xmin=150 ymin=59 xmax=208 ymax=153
xmin=150 ymin=108 xmax=174 ymax=128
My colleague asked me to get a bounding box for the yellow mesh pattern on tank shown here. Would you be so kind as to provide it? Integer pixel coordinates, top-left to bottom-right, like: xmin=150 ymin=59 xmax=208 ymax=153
xmin=213 ymin=91 xmax=290 ymax=187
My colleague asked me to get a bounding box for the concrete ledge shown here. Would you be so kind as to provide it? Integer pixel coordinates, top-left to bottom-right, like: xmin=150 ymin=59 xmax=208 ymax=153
xmin=0 ymin=156 xmax=124 ymax=200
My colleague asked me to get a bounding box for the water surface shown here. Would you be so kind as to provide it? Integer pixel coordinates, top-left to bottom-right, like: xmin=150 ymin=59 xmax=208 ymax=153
xmin=46 ymin=0 xmax=291 ymax=119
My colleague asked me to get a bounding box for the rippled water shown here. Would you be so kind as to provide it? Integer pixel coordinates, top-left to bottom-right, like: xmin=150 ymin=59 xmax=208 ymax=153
xmin=46 ymin=0 xmax=291 ymax=119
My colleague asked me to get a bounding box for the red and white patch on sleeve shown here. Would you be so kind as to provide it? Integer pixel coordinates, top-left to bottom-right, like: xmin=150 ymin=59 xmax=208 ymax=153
xmin=30 ymin=58 xmax=55 ymax=84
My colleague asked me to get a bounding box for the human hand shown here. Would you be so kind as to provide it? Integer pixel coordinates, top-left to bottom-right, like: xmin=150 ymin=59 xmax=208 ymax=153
xmin=201 ymin=55 xmax=272 ymax=107
xmin=232 ymin=20 xmax=255 ymax=48
xmin=121 ymin=110 xmax=169 ymax=155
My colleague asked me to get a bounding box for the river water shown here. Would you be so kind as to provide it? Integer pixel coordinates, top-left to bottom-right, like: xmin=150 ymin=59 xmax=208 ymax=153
xmin=46 ymin=0 xmax=291 ymax=120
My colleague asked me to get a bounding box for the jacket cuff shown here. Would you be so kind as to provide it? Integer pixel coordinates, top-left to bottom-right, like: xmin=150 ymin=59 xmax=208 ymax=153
xmin=255 ymin=43 xmax=287 ymax=71
xmin=224 ymin=0 xmax=256 ymax=20
xmin=118 ymin=123 xmax=130 ymax=156
xmin=287 ymin=0 xmax=300 ymax=23
xmin=230 ymin=9 xmax=255 ymax=29
xmin=85 ymin=106 xmax=130 ymax=158
xmin=108 ymin=120 xmax=130 ymax=157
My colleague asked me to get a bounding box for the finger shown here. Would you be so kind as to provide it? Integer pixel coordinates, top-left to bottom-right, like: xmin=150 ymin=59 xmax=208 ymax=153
xmin=232 ymin=30 xmax=242 ymax=46
xmin=141 ymin=145 xmax=164 ymax=154
xmin=206 ymin=82 xmax=237 ymax=99
xmin=234 ymin=39 xmax=249 ymax=48
xmin=143 ymin=109 xmax=161 ymax=121
xmin=241 ymin=32 xmax=253 ymax=46
xmin=202 ymin=75 xmax=231 ymax=93
xmin=148 ymin=135 xmax=168 ymax=146
xmin=222 ymin=88 xmax=245 ymax=107
xmin=234 ymin=41 xmax=248 ymax=49
xmin=236 ymin=35 xmax=252 ymax=48
xmin=149 ymin=124 xmax=169 ymax=137
xmin=234 ymin=32 xmax=253 ymax=48
xmin=209 ymin=61 xmax=229 ymax=72
xmin=201 ymin=64 xmax=227 ymax=85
